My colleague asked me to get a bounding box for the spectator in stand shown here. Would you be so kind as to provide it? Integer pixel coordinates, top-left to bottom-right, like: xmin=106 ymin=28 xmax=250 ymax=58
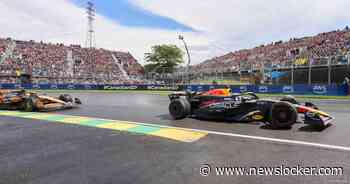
xmin=191 ymin=27 xmax=350 ymax=74
xmin=0 ymin=38 xmax=145 ymax=85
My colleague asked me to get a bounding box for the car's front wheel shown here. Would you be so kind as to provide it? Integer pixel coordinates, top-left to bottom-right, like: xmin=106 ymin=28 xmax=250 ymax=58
xmin=270 ymin=101 xmax=297 ymax=129
xmin=59 ymin=94 xmax=73 ymax=103
xmin=169 ymin=98 xmax=191 ymax=120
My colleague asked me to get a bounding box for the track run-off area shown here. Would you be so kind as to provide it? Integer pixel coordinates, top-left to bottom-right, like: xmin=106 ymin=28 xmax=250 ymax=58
xmin=1 ymin=92 xmax=350 ymax=184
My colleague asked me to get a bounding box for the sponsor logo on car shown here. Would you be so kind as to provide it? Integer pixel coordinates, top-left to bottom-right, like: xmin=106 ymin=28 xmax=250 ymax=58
xmin=224 ymin=101 xmax=240 ymax=109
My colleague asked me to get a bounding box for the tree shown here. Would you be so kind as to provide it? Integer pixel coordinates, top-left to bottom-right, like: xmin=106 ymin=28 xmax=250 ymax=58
xmin=144 ymin=44 xmax=184 ymax=74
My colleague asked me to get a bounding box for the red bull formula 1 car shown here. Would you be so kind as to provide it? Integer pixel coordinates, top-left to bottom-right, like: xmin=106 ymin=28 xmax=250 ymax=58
xmin=168 ymin=90 xmax=334 ymax=129
xmin=0 ymin=90 xmax=82 ymax=112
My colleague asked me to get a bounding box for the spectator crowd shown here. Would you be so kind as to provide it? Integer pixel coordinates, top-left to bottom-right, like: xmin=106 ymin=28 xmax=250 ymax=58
xmin=0 ymin=38 xmax=144 ymax=84
xmin=192 ymin=27 xmax=350 ymax=74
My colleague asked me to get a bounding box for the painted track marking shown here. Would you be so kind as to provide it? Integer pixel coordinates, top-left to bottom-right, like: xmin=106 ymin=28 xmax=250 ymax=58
xmin=1 ymin=110 xmax=350 ymax=151
xmin=0 ymin=111 xmax=207 ymax=142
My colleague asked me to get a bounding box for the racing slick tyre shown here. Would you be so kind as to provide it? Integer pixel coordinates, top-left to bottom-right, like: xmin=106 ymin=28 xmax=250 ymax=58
xmin=270 ymin=101 xmax=297 ymax=129
xmin=280 ymin=95 xmax=298 ymax=104
xmin=23 ymin=95 xmax=39 ymax=112
xmin=74 ymin=98 xmax=82 ymax=104
xmin=59 ymin=94 xmax=73 ymax=103
xmin=169 ymin=98 xmax=191 ymax=120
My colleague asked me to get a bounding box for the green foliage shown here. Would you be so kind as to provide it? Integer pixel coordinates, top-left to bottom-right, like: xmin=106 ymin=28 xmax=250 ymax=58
xmin=144 ymin=44 xmax=184 ymax=73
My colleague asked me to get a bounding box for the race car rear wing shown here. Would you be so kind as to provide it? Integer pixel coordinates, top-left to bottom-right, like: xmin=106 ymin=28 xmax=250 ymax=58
xmin=168 ymin=91 xmax=188 ymax=101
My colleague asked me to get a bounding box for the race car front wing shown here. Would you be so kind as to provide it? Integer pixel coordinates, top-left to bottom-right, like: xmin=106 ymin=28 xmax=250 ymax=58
xmin=296 ymin=105 xmax=334 ymax=127
xmin=304 ymin=112 xmax=334 ymax=127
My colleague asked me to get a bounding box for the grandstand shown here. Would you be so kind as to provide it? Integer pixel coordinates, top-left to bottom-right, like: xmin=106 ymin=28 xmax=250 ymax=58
xmin=0 ymin=38 xmax=144 ymax=84
xmin=183 ymin=27 xmax=350 ymax=85
xmin=2 ymin=27 xmax=350 ymax=86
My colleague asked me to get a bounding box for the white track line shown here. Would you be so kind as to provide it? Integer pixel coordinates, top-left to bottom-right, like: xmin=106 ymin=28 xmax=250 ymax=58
xmin=122 ymin=121 xmax=350 ymax=152
xmin=200 ymin=130 xmax=350 ymax=152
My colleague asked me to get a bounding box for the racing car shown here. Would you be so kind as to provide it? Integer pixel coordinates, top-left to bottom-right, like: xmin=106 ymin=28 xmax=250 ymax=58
xmin=168 ymin=90 xmax=334 ymax=129
xmin=0 ymin=89 xmax=82 ymax=112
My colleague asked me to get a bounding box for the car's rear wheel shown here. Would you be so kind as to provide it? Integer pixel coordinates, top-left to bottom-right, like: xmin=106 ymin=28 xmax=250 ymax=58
xmin=280 ymin=95 xmax=298 ymax=104
xmin=23 ymin=96 xmax=39 ymax=112
xmin=270 ymin=101 xmax=297 ymax=129
xmin=169 ymin=98 xmax=191 ymax=120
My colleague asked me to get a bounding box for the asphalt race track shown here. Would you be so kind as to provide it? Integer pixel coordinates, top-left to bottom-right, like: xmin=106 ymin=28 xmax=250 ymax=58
xmin=1 ymin=92 xmax=350 ymax=184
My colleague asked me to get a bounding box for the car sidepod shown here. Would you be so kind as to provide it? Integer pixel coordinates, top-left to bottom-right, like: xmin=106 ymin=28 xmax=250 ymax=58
xmin=193 ymin=97 xmax=264 ymax=122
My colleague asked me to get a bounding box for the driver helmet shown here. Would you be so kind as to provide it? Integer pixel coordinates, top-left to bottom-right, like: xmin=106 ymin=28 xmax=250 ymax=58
xmin=224 ymin=85 xmax=232 ymax=94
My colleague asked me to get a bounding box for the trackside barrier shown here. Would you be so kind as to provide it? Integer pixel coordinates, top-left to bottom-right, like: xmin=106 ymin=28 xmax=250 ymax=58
xmin=182 ymin=84 xmax=348 ymax=96
xmin=0 ymin=83 xmax=348 ymax=96
xmin=0 ymin=83 xmax=180 ymax=91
